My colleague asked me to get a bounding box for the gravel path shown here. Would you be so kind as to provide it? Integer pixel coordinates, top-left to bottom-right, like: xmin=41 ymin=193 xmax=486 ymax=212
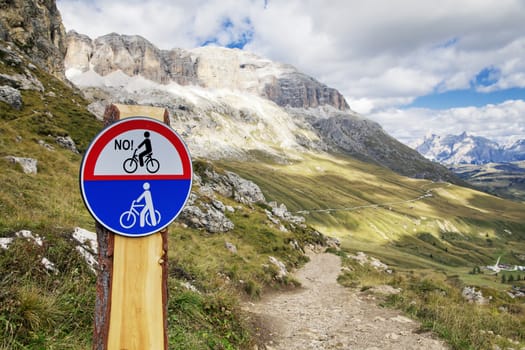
xmin=245 ymin=252 xmax=449 ymax=350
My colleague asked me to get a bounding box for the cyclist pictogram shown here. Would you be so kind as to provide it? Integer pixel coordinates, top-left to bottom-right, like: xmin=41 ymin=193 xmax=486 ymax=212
xmin=119 ymin=182 xmax=161 ymax=229
xmin=122 ymin=132 xmax=160 ymax=174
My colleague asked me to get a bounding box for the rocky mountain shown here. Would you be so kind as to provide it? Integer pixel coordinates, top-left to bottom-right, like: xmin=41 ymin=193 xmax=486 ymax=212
xmin=506 ymin=139 xmax=525 ymax=160
xmin=415 ymin=132 xmax=525 ymax=165
xmin=64 ymin=31 xmax=458 ymax=183
xmin=65 ymin=31 xmax=349 ymax=111
xmin=0 ymin=0 xmax=66 ymax=78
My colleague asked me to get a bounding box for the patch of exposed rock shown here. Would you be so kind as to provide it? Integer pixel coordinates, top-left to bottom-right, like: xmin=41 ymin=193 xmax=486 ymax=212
xmin=269 ymin=201 xmax=305 ymax=226
xmin=5 ymin=155 xmax=38 ymax=174
xmin=179 ymin=200 xmax=235 ymax=233
xmin=55 ymin=135 xmax=79 ymax=153
xmin=179 ymin=163 xmax=312 ymax=238
xmin=0 ymin=85 xmax=22 ymax=109
xmin=462 ymin=286 xmax=488 ymax=305
xmin=179 ymin=164 xmax=268 ymax=233
xmin=72 ymin=227 xmax=98 ymax=274
xmin=0 ymin=44 xmax=45 ymax=97
xmin=263 ymin=73 xmax=349 ymax=110
xmin=268 ymin=256 xmax=288 ymax=280
xmin=349 ymin=251 xmax=392 ymax=273
xmin=0 ymin=230 xmax=58 ymax=274
xmin=193 ymin=166 xmax=266 ymax=205
xmin=0 ymin=0 xmax=67 ymax=78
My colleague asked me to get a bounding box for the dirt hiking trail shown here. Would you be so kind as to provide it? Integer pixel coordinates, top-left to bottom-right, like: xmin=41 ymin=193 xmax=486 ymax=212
xmin=245 ymin=252 xmax=449 ymax=350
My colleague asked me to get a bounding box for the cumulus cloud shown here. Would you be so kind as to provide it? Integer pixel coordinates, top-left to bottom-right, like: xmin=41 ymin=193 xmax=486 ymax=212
xmin=369 ymin=100 xmax=525 ymax=145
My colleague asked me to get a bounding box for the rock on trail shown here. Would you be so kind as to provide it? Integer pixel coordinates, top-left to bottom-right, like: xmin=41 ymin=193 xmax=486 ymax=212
xmin=245 ymin=252 xmax=448 ymax=350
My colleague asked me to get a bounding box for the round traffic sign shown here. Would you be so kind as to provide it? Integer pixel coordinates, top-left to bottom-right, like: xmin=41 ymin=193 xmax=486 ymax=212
xmin=79 ymin=117 xmax=192 ymax=237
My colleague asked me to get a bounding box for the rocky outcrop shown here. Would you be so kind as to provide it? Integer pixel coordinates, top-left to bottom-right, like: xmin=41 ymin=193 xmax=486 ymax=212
xmin=193 ymin=165 xmax=266 ymax=205
xmin=268 ymin=256 xmax=288 ymax=280
xmin=0 ymin=0 xmax=67 ymax=78
xmin=179 ymin=164 xmax=267 ymax=233
xmin=179 ymin=201 xmax=235 ymax=233
xmin=0 ymin=85 xmax=22 ymax=109
xmin=5 ymin=155 xmax=38 ymax=174
xmin=0 ymin=44 xmax=45 ymax=91
xmin=72 ymin=227 xmax=98 ymax=274
xmin=55 ymin=135 xmax=79 ymax=153
xmin=462 ymin=286 xmax=488 ymax=304
xmin=263 ymin=73 xmax=349 ymax=110
xmin=65 ymin=31 xmax=200 ymax=86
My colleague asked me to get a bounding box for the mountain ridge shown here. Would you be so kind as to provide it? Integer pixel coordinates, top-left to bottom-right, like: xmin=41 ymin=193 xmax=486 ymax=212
xmin=65 ymin=31 xmax=349 ymax=111
xmin=415 ymin=132 xmax=525 ymax=165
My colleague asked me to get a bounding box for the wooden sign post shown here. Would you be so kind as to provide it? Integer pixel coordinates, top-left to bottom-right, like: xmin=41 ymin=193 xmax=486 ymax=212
xmin=80 ymin=104 xmax=192 ymax=349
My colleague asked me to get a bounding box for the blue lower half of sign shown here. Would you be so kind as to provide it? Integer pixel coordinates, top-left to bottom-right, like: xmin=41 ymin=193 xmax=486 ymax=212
xmin=82 ymin=179 xmax=192 ymax=236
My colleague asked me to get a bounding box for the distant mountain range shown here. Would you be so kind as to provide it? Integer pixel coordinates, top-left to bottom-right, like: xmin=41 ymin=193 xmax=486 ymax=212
xmin=414 ymin=132 xmax=525 ymax=165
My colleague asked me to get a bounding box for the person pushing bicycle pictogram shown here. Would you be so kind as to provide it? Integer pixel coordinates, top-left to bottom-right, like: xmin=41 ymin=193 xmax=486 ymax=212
xmin=119 ymin=182 xmax=161 ymax=229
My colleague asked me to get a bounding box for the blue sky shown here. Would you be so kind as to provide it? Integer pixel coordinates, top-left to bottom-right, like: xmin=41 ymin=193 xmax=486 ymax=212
xmin=409 ymin=87 xmax=525 ymax=109
xmin=57 ymin=0 xmax=525 ymax=145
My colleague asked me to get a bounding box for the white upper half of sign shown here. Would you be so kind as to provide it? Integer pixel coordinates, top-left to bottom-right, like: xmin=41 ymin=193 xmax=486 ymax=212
xmin=94 ymin=129 xmax=183 ymax=175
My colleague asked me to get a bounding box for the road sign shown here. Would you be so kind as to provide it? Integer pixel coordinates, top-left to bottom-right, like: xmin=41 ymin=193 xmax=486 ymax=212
xmin=80 ymin=116 xmax=192 ymax=237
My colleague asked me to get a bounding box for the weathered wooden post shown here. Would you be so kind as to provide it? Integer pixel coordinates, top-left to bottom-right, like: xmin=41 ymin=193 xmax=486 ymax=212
xmin=79 ymin=104 xmax=192 ymax=350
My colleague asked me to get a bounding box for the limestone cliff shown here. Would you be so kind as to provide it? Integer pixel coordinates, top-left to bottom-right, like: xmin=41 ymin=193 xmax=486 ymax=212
xmin=65 ymin=32 xmax=349 ymax=111
xmin=0 ymin=0 xmax=66 ymax=78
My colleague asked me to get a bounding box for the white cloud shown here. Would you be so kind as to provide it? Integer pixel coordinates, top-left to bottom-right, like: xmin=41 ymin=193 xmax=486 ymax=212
xmin=57 ymin=0 xmax=525 ymax=141
xmin=57 ymin=1 xmax=525 ymax=96
xmin=368 ymin=100 xmax=525 ymax=145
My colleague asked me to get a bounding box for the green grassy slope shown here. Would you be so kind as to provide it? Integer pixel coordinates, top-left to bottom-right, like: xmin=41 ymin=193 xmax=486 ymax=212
xmin=220 ymin=153 xmax=525 ymax=277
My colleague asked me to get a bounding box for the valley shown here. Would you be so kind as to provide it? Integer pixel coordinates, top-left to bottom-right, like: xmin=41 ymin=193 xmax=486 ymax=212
xmin=451 ymin=161 xmax=525 ymax=202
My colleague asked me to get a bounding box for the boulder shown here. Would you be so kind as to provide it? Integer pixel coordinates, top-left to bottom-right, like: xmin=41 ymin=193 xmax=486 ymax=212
xmin=269 ymin=201 xmax=305 ymax=225
xmin=462 ymin=286 xmax=488 ymax=304
xmin=225 ymin=242 xmax=237 ymax=254
xmin=0 ymin=85 xmax=22 ymax=109
xmin=5 ymin=156 xmax=38 ymax=174
xmin=268 ymin=256 xmax=288 ymax=279
xmin=56 ymin=135 xmax=79 ymax=153
xmin=179 ymin=204 xmax=234 ymax=233
xmin=226 ymin=171 xmax=265 ymax=204
xmin=72 ymin=227 xmax=98 ymax=274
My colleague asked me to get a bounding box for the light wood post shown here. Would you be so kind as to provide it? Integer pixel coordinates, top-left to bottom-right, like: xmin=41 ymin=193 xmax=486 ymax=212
xmin=93 ymin=104 xmax=170 ymax=350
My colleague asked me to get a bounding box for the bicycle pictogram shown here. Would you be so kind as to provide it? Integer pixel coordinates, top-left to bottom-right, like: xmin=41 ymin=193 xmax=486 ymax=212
xmin=123 ymin=149 xmax=160 ymax=173
xmin=122 ymin=131 xmax=160 ymax=173
xmin=119 ymin=182 xmax=161 ymax=229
